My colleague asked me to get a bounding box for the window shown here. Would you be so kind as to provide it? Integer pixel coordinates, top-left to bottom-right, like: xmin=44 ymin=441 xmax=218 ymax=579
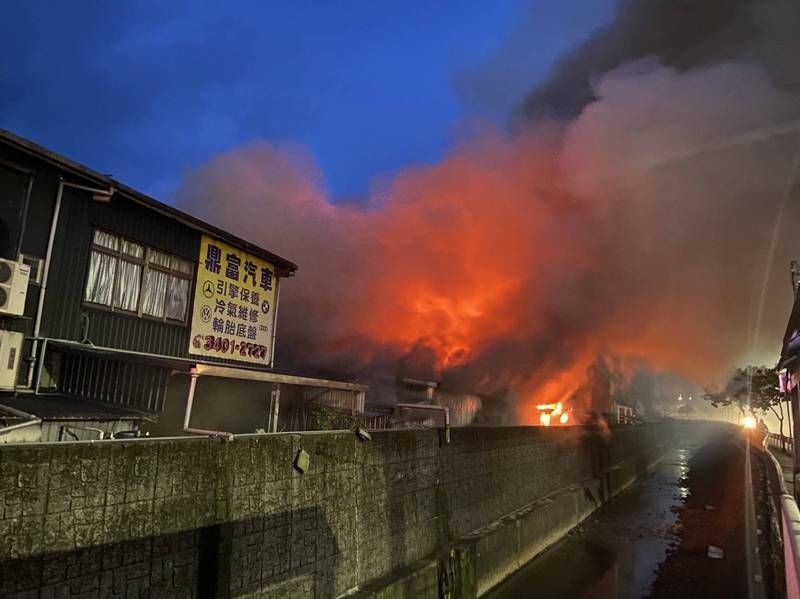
xmin=84 ymin=229 xmax=193 ymax=323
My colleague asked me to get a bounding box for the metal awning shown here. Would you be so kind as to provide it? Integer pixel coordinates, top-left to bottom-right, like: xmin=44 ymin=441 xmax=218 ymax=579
xmin=193 ymin=363 xmax=369 ymax=392
xmin=182 ymin=364 xmax=368 ymax=440
xmin=0 ymin=394 xmax=153 ymax=421
xmin=44 ymin=340 xmax=369 ymax=392
xmin=45 ymin=339 xmax=195 ymax=371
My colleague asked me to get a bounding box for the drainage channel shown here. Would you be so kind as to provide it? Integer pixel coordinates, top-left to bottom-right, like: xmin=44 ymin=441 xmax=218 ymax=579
xmin=486 ymin=434 xmax=760 ymax=599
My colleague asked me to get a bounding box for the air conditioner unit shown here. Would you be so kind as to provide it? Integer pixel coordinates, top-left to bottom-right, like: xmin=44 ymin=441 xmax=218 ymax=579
xmin=0 ymin=330 xmax=23 ymax=390
xmin=0 ymin=259 xmax=30 ymax=316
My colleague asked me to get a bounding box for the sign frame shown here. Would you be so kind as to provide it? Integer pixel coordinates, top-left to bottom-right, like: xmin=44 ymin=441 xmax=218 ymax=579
xmin=188 ymin=235 xmax=279 ymax=367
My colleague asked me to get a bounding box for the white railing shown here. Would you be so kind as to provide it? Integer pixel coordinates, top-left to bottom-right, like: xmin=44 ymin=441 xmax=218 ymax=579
xmin=768 ymin=433 xmax=795 ymax=454
xmin=765 ymin=446 xmax=800 ymax=599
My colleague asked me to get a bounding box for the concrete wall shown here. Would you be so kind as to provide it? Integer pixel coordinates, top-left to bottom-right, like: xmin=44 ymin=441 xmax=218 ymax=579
xmin=0 ymin=423 xmax=672 ymax=598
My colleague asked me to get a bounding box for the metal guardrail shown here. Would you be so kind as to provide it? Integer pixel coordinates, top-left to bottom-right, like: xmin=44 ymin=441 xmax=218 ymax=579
xmin=781 ymin=495 xmax=800 ymax=599
xmin=767 ymin=433 xmax=794 ymax=454
xmin=765 ymin=444 xmax=800 ymax=599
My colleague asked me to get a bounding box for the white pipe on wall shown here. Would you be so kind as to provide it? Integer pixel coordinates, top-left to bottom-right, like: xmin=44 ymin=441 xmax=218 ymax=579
xmin=0 ymin=403 xmax=41 ymax=436
xmin=269 ymin=277 xmax=281 ymax=369
xmin=34 ymin=180 xmax=114 ymax=339
xmin=28 ymin=180 xmax=114 ymax=389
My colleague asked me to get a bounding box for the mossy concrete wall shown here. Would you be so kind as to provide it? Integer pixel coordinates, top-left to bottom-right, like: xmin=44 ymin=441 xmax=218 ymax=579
xmin=0 ymin=423 xmax=672 ymax=598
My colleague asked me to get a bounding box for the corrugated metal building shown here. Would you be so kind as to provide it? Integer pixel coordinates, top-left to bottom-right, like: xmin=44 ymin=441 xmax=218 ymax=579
xmin=0 ymin=129 xmax=366 ymax=441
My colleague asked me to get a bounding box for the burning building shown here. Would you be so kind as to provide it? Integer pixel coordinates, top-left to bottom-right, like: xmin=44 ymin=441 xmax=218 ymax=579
xmin=0 ymin=129 xmax=368 ymax=442
xmin=3 ymin=2 xmax=799 ymax=433
xmin=173 ymin=0 xmax=800 ymax=426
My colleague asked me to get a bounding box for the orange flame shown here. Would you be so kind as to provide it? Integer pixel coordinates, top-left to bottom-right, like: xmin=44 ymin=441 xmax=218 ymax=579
xmin=180 ymin=82 xmax=791 ymax=425
xmin=536 ymin=399 xmax=572 ymax=426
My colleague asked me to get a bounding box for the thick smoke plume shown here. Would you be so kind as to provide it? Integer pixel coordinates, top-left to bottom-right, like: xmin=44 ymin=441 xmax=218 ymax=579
xmin=518 ymin=0 xmax=800 ymax=120
xmin=177 ymin=0 xmax=800 ymax=423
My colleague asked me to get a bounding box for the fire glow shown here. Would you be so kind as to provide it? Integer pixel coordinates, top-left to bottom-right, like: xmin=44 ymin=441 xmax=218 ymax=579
xmin=536 ymin=402 xmax=570 ymax=427
xmin=180 ymin=55 xmax=800 ymax=425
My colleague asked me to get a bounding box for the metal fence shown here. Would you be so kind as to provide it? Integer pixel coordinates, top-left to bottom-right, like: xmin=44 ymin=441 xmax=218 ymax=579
xmin=282 ymin=401 xmax=394 ymax=432
xmin=768 ymin=433 xmax=794 ymax=455
xmin=59 ymin=351 xmax=170 ymax=413
xmin=765 ymin=445 xmax=800 ymax=599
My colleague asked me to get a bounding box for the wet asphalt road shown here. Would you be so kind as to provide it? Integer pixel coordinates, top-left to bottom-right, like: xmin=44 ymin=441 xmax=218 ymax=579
xmin=487 ymin=432 xmax=759 ymax=599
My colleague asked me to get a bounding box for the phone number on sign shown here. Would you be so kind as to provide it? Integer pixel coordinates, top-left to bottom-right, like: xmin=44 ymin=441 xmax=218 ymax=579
xmin=193 ymin=335 xmax=268 ymax=360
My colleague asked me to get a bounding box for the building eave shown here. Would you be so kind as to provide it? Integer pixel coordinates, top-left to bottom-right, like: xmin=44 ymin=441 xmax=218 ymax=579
xmin=0 ymin=128 xmax=298 ymax=277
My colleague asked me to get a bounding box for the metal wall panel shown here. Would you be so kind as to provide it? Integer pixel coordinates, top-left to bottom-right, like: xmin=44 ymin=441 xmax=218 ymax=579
xmin=60 ymin=352 xmax=170 ymax=412
xmin=1 ymin=142 xmax=281 ymax=369
xmin=0 ymin=144 xmax=60 ymax=261
xmin=41 ymin=188 xmax=198 ymax=357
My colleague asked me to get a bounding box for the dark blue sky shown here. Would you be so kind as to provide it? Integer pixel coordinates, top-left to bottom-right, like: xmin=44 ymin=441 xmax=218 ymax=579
xmin=0 ymin=1 xmax=614 ymax=202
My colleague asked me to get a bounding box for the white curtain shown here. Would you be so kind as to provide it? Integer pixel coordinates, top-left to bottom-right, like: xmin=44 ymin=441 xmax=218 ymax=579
xmin=170 ymin=255 xmax=193 ymax=275
xmin=84 ymin=251 xmax=116 ymax=305
xmin=142 ymin=269 xmax=168 ymax=317
xmin=120 ymin=239 xmax=144 ymax=259
xmin=148 ymin=249 xmax=171 ymax=269
xmin=85 ymin=233 xmax=192 ymax=320
xmin=165 ymin=276 xmax=190 ymax=321
xmin=93 ymin=230 xmax=118 ymax=251
xmin=114 ymin=260 xmax=141 ymax=311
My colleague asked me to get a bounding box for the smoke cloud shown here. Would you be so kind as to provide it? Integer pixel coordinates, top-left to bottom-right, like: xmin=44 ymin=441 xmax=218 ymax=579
xmin=176 ymin=0 xmax=800 ymax=423
xmin=517 ymin=0 xmax=800 ymax=121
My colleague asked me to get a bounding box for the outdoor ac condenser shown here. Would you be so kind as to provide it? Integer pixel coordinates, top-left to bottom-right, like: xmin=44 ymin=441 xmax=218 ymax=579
xmin=0 ymin=330 xmax=23 ymax=390
xmin=0 ymin=258 xmax=30 ymax=316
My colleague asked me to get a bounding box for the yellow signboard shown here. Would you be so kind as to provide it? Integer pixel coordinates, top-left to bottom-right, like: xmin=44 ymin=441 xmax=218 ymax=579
xmin=188 ymin=235 xmax=277 ymax=365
